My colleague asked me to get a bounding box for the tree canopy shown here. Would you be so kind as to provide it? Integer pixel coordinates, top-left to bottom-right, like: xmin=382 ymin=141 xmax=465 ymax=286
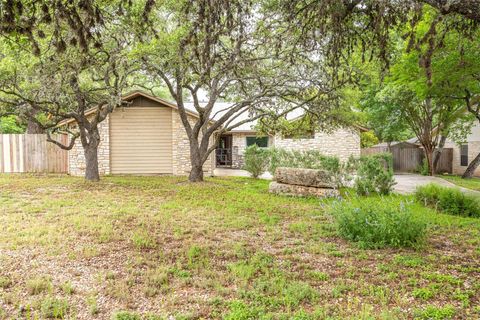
xmin=1 ymin=0 xmax=480 ymax=181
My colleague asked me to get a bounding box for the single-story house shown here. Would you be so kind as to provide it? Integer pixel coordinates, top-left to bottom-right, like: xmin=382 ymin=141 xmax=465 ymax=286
xmin=64 ymin=91 xmax=363 ymax=176
xmin=367 ymin=121 xmax=480 ymax=177
xmin=402 ymin=122 xmax=480 ymax=176
xmin=443 ymin=122 xmax=480 ymax=176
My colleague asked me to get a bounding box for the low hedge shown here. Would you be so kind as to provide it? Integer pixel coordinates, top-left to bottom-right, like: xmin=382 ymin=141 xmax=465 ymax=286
xmin=414 ymin=183 xmax=480 ymax=218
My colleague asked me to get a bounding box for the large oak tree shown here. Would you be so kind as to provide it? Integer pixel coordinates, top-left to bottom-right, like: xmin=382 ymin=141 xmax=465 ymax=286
xmin=137 ymin=0 xmax=347 ymax=182
xmin=0 ymin=1 xmax=139 ymax=181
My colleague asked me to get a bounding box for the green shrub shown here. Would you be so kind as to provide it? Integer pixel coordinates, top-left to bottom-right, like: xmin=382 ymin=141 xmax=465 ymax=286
xmin=417 ymin=158 xmax=429 ymax=176
xmin=354 ymin=153 xmax=395 ymax=195
xmin=243 ymin=145 xmax=270 ymax=178
xmin=415 ymin=184 xmax=480 ymax=218
xmin=331 ymin=197 xmax=427 ymax=249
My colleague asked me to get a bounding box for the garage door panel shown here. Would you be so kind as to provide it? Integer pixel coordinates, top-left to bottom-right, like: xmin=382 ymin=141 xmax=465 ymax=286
xmin=110 ymin=106 xmax=173 ymax=174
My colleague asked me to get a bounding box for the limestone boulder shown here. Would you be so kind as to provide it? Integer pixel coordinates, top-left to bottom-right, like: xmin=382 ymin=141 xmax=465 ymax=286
xmin=269 ymin=182 xmax=339 ymax=198
xmin=274 ymin=167 xmax=334 ymax=188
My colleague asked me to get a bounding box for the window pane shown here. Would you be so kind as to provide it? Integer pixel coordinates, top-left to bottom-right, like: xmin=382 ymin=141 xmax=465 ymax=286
xmin=246 ymin=137 xmax=256 ymax=147
xmin=256 ymin=137 xmax=268 ymax=148
xmin=246 ymin=136 xmax=268 ymax=147
xmin=460 ymin=144 xmax=468 ymax=166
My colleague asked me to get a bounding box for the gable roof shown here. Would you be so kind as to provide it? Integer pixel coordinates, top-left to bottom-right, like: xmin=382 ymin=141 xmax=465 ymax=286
xmin=59 ymin=90 xmax=211 ymax=126
xmin=60 ymin=90 xmax=369 ymax=133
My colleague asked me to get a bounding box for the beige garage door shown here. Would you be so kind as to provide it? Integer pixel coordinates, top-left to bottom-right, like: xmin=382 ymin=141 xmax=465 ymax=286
xmin=110 ymin=107 xmax=172 ymax=174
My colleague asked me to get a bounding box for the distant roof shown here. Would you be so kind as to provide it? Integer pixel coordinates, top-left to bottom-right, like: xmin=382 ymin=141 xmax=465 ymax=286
xmin=372 ymin=141 xmax=420 ymax=148
xmin=183 ymin=102 xmax=307 ymax=132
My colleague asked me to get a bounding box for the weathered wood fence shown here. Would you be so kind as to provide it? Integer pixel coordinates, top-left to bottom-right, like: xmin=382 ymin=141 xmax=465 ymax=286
xmin=0 ymin=134 xmax=68 ymax=173
xmin=361 ymin=146 xmax=453 ymax=173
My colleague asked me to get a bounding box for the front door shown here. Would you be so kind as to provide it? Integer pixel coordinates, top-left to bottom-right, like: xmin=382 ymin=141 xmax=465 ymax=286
xmin=216 ymin=135 xmax=232 ymax=167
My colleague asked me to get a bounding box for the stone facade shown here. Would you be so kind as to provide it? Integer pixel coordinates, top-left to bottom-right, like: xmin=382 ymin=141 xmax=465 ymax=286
xmin=443 ymin=122 xmax=480 ymax=177
xmin=171 ymin=111 xmax=214 ymax=176
xmin=273 ymin=128 xmax=361 ymax=162
xmin=230 ymin=133 xmax=273 ymax=168
xmin=448 ymin=141 xmax=480 ymax=177
xmin=68 ymin=108 xmax=214 ymax=177
xmin=226 ymin=128 xmax=360 ymax=169
xmin=68 ymin=117 xmax=110 ymax=176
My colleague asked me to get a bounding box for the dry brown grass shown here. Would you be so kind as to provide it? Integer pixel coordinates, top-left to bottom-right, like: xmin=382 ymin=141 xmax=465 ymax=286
xmin=0 ymin=174 xmax=479 ymax=319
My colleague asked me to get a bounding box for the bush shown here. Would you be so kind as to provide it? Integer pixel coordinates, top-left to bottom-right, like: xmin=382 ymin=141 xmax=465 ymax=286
xmin=417 ymin=158 xmax=430 ymax=176
xmin=331 ymin=197 xmax=427 ymax=249
xmin=243 ymin=145 xmax=270 ymax=178
xmin=415 ymin=184 xmax=480 ymax=218
xmin=354 ymin=153 xmax=395 ymax=196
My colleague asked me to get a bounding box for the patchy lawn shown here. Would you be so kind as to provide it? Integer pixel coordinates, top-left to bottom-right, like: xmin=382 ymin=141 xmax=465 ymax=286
xmin=0 ymin=175 xmax=479 ymax=320
xmin=440 ymin=175 xmax=480 ymax=192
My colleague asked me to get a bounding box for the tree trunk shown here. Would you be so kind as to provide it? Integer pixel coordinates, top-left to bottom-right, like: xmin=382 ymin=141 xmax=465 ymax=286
xmin=189 ymin=164 xmax=204 ymax=182
xmin=188 ymin=138 xmax=209 ymax=182
xmin=462 ymin=152 xmax=480 ymax=179
xmin=26 ymin=119 xmax=44 ymax=134
xmin=433 ymin=135 xmax=447 ymax=173
xmin=84 ymin=144 xmax=100 ymax=182
xmin=425 ymin=148 xmax=434 ymax=176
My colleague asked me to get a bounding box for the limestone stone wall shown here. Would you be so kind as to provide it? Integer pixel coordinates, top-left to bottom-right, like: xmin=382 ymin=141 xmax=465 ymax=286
xmin=448 ymin=141 xmax=480 ymax=177
xmin=68 ymin=116 xmax=110 ymax=176
xmin=231 ymin=133 xmax=273 ymax=168
xmin=273 ymin=128 xmax=361 ymax=162
xmin=171 ymin=111 xmax=214 ymax=176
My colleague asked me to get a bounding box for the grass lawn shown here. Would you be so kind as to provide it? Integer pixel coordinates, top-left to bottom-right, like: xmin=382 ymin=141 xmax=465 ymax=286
xmin=0 ymin=175 xmax=479 ymax=319
xmin=440 ymin=175 xmax=480 ymax=192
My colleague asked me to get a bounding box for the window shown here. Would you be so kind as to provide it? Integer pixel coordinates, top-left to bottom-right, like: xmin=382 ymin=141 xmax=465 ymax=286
xmin=460 ymin=144 xmax=468 ymax=166
xmin=246 ymin=136 xmax=268 ymax=148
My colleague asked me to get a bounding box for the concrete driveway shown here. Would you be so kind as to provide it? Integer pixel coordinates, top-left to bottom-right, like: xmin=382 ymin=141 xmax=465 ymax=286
xmin=214 ymin=169 xmax=477 ymax=195
xmin=393 ymin=174 xmax=479 ymax=195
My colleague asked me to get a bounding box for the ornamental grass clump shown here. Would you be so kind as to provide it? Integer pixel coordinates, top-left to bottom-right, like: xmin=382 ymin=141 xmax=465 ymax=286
xmin=415 ymin=183 xmax=480 ymax=218
xmin=332 ymin=197 xmax=427 ymax=249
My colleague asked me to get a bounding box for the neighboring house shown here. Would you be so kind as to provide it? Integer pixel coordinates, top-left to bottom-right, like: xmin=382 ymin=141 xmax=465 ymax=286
xmin=444 ymin=122 xmax=480 ymax=177
xmin=64 ymin=91 xmax=363 ymax=176
xmin=368 ymin=122 xmax=480 ymax=177
xmin=404 ymin=122 xmax=480 ymax=176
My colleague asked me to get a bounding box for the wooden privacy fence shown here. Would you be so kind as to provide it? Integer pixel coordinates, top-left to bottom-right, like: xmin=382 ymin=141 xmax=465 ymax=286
xmin=361 ymin=146 xmax=453 ymax=173
xmin=0 ymin=134 xmax=69 ymax=173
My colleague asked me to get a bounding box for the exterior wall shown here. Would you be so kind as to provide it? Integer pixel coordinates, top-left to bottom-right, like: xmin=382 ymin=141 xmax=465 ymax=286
xmin=273 ymin=128 xmax=361 ymax=162
xmin=69 ymin=103 xmax=215 ymax=177
xmin=68 ymin=116 xmax=110 ymax=176
xmin=443 ymin=122 xmax=480 ymax=177
xmin=448 ymin=140 xmax=480 ymax=177
xmin=231 ymin=133 xmax=272 ymax=168
xmin=171 ymin=111 xmax=214 ymax=176
xmin=227 ymin=128 xmax=360 ymax=168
